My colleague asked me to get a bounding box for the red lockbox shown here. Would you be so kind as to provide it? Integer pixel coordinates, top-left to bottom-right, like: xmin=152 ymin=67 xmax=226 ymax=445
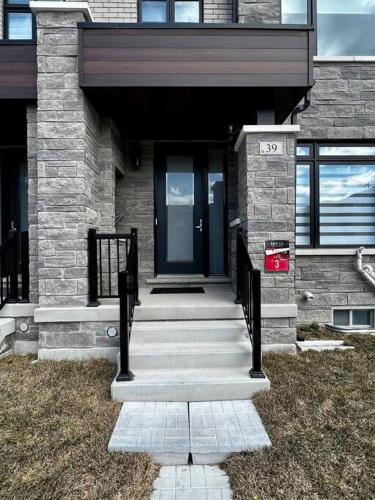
xmin=264 ymin=240 xmax=290 ymax=273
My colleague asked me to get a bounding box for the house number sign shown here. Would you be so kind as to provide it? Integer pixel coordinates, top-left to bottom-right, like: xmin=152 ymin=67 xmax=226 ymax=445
xmin=260 ymin=142 xmax=284 ymax=155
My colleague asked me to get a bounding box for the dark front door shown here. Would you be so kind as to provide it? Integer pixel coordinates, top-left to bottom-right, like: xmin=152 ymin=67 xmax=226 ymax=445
xmin=155 ymin=146 xmax=204 ymax=274
xmin=155 ymin=144 xmax=226 ymax=276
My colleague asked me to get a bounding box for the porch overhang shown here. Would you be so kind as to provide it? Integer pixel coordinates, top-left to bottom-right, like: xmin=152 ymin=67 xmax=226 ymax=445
xmin=78 ymin=23 xmax=314 ymax=139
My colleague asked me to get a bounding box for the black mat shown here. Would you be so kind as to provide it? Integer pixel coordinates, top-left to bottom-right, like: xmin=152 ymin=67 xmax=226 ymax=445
xmin=150 ymin=287 xmax=205 ymax=294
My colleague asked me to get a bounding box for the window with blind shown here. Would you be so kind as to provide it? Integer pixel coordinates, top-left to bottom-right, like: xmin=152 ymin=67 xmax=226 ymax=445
xmin=296 ymin=143 xmax=375 ymax=247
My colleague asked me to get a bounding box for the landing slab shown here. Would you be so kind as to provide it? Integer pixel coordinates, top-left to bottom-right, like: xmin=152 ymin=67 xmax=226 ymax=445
xmin=152 ymin=465 xmax=232 ymax=500
xmin=190 ymin=400 xmax=271 ymax=464
xmin=108 ymin=402 xmax=189 ymax=465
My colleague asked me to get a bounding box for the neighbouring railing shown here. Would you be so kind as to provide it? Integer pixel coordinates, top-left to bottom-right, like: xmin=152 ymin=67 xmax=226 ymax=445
xmin=0 ymin=230 xmax=29 ymax=310
xmin=87 ymin=228 xmax=138 ymax=306
xmin=116 ymin=228 xmax=140 ymax=382
xmin=235 ymin=228 xmax=265 ymax=379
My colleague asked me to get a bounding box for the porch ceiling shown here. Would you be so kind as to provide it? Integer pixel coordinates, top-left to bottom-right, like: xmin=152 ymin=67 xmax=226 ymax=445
xmin=84 ymin=86 xmax=309 ymax=140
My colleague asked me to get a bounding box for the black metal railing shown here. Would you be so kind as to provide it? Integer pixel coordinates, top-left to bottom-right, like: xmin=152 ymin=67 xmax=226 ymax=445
xmin=235 ymin=228 xmax=265 ymax=379
xmin=0 ymin=230 xmax=29 ymax=310
xmin=116 ymin=228 xmax=140 ymax=382
xmin=87 ymin=228 xmax=138 ymax=306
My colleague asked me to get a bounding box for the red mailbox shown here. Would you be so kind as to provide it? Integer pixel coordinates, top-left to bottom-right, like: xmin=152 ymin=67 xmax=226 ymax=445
xmin=265 ymin=240 xmax=290 ymax=273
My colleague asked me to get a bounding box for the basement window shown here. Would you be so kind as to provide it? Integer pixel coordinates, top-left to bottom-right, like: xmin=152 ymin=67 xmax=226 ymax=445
xmin=333 ymin=309 xmax=374 ymax=329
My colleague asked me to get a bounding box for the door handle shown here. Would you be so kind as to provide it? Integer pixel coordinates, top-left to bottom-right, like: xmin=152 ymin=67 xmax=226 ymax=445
xmin=195 ymin=219 xmax=203 ymax=232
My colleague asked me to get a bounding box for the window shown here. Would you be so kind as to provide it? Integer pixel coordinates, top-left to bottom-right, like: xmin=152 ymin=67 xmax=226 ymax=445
xmin=4 ymin=0 xmax=33 ymax=40
xmin=139 ymin=0 xmax=201 ymax=22
xmin=296 ymin=143 xmax=375 ymax=247
xmin=281 ymin=0 xmax=308 ymax=24
xmin=333 ymin=309 xmax=373 ymax=329
xmin=317 ymin=0 xmax=375 ymax=56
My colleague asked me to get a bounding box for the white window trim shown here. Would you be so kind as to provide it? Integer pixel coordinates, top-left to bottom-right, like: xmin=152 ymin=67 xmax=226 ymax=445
xmin=314 ymin=56 xmax=375 ymax=63
xmin=297 ymin=248 xmax=375 ymax=256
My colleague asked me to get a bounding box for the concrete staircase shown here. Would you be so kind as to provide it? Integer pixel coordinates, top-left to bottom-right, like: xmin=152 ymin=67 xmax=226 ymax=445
xmin=111 ymin=286 xmax=270 ymax=401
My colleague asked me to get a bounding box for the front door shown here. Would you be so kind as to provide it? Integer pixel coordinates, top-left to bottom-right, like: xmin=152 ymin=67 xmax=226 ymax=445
xmin=155 ymin=145 xmax=226 ymax=275
xmin=155 ymin=146 xmax=204 ymax=274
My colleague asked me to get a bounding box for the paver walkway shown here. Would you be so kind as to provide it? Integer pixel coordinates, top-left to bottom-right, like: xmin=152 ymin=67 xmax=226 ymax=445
xmin=108 ymin=400 xmax=271 ymax=464
xmin=152 ymin=465 xmax=232 ymax=500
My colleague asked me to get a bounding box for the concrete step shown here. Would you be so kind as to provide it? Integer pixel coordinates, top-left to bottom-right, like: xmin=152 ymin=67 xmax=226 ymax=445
xmin=129 ymin=341 xmax=252 ymax=369
xmin=111 ymin=367 xmax=270 ymax=402
xmin=131 ymin=320 xmax=248 ymax=344
xmin=134 ymin=304 xmax=243 ymax=321
xmin=0 ymin=317 xmax=15 ymax=344
xmin=146 ymin=275 xmax=231 ymax=285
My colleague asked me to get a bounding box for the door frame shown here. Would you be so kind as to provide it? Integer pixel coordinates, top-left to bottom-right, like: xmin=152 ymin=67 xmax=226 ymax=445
xmin=153 ymin=142 xmax=228 ymax=277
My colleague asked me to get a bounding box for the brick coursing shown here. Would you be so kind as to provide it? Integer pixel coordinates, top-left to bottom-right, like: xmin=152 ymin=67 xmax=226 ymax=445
xmin=67 ymin=0 xmax=233 ymax=24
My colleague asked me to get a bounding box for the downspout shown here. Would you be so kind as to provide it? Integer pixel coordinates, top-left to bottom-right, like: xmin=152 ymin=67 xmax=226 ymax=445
xmin=291 ymin=90 xmax=312 ymax=125
xmin=356 ymin=247 xmax=375 ymax=289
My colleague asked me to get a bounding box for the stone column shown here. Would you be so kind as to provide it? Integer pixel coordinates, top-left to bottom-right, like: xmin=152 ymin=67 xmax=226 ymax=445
xmin=32 ymin=2 xmax=99 ymax=307
xmin=235 ymin=125 xmax=299 ymax=348
xmin=238 ymin=0 xmax=281 ymax=24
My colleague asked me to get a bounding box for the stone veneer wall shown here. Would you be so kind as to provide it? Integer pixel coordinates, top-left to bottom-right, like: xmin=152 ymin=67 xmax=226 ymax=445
xmin=36 ymin=10 xmax=103 ymax=308
xmin=0 ymin=0 xmax=3 ymax=38
xmin=116 ymin=142 xmax=154 ymax=283
xmin=296 ymin=62 xmax=375 ymax=324
xmin=237 ymin=131 xmax=297 ymax=345
xmin=238 ymin=0 xmax=280 ymax=24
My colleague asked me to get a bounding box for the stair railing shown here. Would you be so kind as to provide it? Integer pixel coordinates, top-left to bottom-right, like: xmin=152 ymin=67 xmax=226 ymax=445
xmin=0 ymin=229 xmax=29 ymax=310
xmin=235 ymin=228 xmax=265 ymax=379
xmin=87 ymin=228 xmax=136 ymax=306
xmin=117 ymin=228 xmax=140 ymax=382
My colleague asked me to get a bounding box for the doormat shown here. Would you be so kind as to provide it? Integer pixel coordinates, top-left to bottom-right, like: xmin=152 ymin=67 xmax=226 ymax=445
xmin=150 ymin=287 xmax=205 ymax=294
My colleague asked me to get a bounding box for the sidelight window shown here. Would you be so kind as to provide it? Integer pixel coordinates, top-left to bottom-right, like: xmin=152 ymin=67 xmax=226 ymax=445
xmin=4 ymin=0 xmax=34 ymax=39
xmin=139 ymin=0 xmax=201 ymax=22
xmin=296 ymin=142 xmax=375 ymax=247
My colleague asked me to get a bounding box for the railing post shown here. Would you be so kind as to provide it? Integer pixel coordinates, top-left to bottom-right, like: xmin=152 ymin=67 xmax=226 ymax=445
xmin=20 ymin=231 xmax=29 ymax=302
xmin=234 ymin=227 xmax=243 ymax=304
xmin=8 ymin=230 xmax=18 ymax=303
xmin=87 ymin=228 xmax=100 ymax=307
xmin=131 ymin=227 xmax=141 ymax=306
xmin=116 ymin=270 xmax=134 ymax=382
xmin=249 ymin=269 xmax=265 ymax=379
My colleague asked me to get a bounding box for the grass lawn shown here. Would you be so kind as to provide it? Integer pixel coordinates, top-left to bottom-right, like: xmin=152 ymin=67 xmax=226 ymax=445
xmin=223 ymin=333 xmax=375 ymax=500
xmin=0 ymin=356 xmax=159 ymax=500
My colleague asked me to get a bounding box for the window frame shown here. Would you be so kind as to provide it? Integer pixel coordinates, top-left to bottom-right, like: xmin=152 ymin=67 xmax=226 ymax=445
xmin=333 ymin=308 xmax=374 ymax=329
xmin=3 ymin=0 xmax=35 ymax=41
xmin=137 ymin=0 xmax=203 ymax=23
xmin=296 ymin=141 xmax=375 ymax=249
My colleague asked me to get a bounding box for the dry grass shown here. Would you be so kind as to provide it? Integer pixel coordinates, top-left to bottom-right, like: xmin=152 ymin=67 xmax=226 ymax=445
xmin=223 ymin=334 xmax=375 ymax=500
xmin=0 ymin=356 xmax=159 ymax=500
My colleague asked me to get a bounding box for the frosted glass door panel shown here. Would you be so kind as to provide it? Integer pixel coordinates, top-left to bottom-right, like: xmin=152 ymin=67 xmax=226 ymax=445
xmin=166 ymin=156 xmax=194 ymax=262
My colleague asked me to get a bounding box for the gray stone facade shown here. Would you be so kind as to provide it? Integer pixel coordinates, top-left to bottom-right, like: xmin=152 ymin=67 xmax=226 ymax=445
xmin=238 ymin=0 xmax=280 ymax=24
xmin=116 ymin=142 xmax=155 ymax=283
xmin=236 ymin=129 xmax=297 ymax=344
xmin=296 ymin=62 xmax=375 ymax=325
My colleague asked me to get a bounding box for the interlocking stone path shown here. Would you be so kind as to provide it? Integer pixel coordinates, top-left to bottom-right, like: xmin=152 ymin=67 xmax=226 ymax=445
xmin=190 ymin=400 xmax=271 ymax=463
xmin=152 ymin=465 xmax=232 ymax=500
xmin=108 ymin=400 xmax=271 ymax=465
xmin=108 ymin=402 xmax=190 ymax=463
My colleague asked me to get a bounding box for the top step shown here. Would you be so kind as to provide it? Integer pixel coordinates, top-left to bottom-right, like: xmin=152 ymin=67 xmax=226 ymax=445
xmin=135 ymin=286 xmax=243 ymax=321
